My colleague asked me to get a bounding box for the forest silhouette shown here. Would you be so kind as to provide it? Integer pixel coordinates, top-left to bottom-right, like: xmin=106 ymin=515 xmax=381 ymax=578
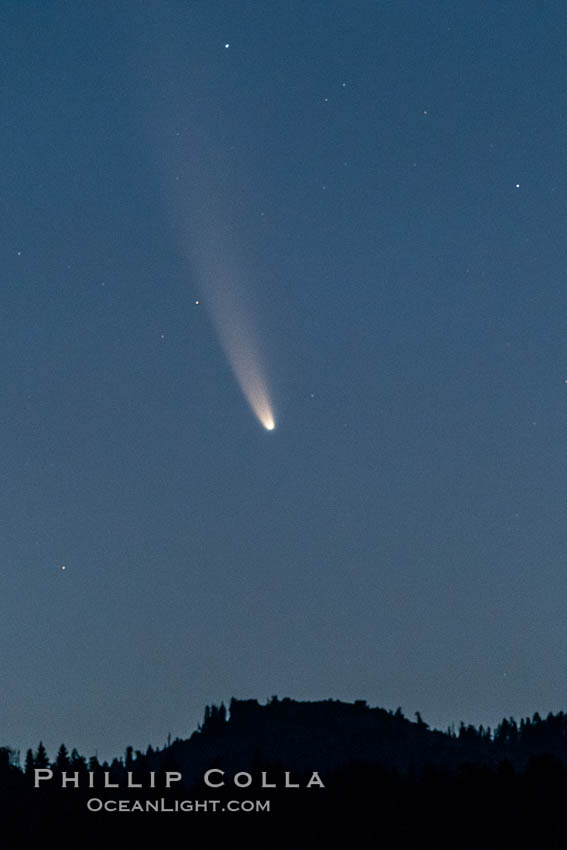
xmin=3 ymin=697 xmax=567 ymax=848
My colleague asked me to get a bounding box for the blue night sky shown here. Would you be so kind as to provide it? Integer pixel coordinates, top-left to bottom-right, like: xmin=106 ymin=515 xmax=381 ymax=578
xmin=3 ymin=0 xmax=567 ymax=760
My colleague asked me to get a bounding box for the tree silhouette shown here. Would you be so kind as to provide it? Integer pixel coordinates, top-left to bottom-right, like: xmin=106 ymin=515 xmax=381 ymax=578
xmin=24 ymin=748 xmax=34 ymax=779
xmin=55 ymin=744 xmax=70 ymax=771
xmin=35 ymin=742 xmax=49 ymax=769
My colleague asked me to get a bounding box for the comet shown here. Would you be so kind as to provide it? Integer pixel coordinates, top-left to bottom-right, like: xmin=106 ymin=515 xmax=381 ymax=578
xmin=162 ymin=153 xmax=276 ymax=430
xmin=205 ymin=277 xmax=276 ymax=431
xmin=215 ymin=329 xmax=276 ymax=430
xmin=214 ymin=320 xmax=276 ymax=431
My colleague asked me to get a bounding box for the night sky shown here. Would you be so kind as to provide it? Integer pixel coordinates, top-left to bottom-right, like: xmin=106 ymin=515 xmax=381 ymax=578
xmin=3 ymin=1 xmax=567 ymax=760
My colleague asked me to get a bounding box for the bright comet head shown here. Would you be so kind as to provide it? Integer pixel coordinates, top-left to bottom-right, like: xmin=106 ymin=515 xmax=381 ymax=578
xmin=247 ymin=391 xmax=275 ymax=431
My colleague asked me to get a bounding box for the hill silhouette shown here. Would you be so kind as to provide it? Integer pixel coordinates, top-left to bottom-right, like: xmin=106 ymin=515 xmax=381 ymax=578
xmin=4 ymin=696 xmax=567 ymax=848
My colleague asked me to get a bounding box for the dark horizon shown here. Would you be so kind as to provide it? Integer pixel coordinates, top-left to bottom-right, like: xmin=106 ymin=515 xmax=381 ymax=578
xmin=6 ymin=695 xmax=567 ymax=848
xmin=7 ymin=694 xmax=567 ymax=768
